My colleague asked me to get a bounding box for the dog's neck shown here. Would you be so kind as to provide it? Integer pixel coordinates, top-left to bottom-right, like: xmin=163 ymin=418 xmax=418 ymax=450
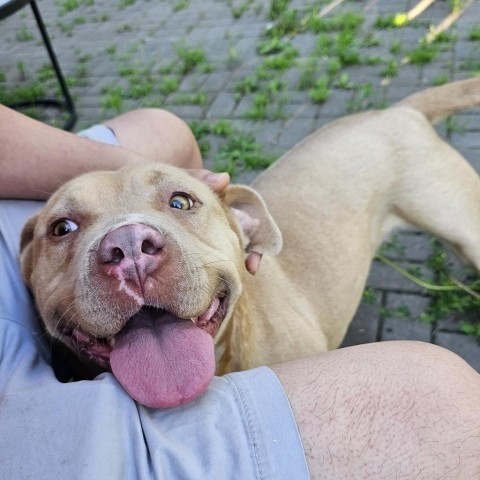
xmin=214 ymin=268 xmax=257 ymax=375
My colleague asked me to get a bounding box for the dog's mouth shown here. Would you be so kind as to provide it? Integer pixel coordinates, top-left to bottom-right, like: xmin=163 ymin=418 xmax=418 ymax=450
xmin=64 ymin=291 xmax=229 ymax=408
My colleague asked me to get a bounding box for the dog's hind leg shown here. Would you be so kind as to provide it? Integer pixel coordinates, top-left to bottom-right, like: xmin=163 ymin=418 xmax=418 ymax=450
xmin=393 ymin=140 xmax=480 ymax=271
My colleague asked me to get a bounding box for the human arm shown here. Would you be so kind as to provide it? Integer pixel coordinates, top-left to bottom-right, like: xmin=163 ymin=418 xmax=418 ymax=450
xmin=0 ymin=105 xmax=230 ymax=199
xmin=0 ymin=105 xmax=152 ymax=199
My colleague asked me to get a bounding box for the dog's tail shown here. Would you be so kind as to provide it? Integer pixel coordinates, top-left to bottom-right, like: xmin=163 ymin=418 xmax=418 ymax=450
xmin=394 ymin=76 xmax=480 ymax=124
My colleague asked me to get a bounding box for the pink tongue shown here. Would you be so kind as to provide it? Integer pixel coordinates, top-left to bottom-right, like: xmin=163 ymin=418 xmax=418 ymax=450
xmin=110 ymin=311 xmax=215 ymax=408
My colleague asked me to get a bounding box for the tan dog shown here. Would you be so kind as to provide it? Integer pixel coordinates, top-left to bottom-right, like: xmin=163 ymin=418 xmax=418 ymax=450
xmin=20 ymin=77 xmax=480 ymax=408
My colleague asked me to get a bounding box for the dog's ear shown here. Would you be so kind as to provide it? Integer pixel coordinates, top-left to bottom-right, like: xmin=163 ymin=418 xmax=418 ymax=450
xmin=223 ymin=185 xmax=282 ymax=258
xmin=19 ymin=213 xmax=39 ymax=287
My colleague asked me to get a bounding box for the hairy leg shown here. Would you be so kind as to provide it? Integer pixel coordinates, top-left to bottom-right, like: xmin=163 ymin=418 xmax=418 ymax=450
xmin=105 ymin=108 xmax=203 ymax=169
xmin=272 ymin=341 xmax=480 ymax=479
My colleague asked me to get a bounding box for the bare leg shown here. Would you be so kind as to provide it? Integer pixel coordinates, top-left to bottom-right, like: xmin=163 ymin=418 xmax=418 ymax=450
xmin=104 ymin=108 xmax=203 ymax=169
xmin=272 ymin=341 xmax=480 ymax=479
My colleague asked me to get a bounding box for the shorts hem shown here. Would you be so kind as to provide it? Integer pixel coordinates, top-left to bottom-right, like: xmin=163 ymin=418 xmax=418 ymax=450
xmin=226 ymin=366 xmax=310 ymax=480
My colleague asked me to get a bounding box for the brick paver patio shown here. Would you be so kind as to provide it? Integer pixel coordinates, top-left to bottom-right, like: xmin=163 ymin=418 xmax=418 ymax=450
xmin=2 ymin=0 xmax=479 ymax=369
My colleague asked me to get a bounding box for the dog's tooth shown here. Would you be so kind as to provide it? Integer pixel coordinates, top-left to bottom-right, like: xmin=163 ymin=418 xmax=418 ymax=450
xmin=109 ymin=337 xmax=116 ymax=347
xmin=199 ymin=297 xmax=220 ymax=323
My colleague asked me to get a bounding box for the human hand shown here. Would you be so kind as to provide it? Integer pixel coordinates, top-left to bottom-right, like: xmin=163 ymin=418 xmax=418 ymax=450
xmin=184 ymin=169 xmax=230 ymax=194
xmin=245 ymin=252 xmax=262 ymax=275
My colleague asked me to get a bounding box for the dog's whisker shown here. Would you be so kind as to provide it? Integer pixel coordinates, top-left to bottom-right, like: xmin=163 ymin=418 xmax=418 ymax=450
xmin=53 ymin=301 xmax=77 ymax=335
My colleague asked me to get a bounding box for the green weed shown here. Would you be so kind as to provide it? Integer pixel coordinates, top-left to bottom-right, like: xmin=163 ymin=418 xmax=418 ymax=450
xmin=335 ymin=72 xmax=354 ymax=90
xmin=77 ymin=52 xmax=92 ymax=64
xmin=379 ymin=235 xmax=406 ymax=258
xmin=116 ymin=23 xmax=134 ymax=34
xmin=309 ymin=76 xmax=330 ymax=103
xmin=244 ymin=79 xmax=286 ymax=120
xmin=432 ymin=74 xmax=450 ymax=86
xmin=119 ymin=0 xmax=136 ymax=10
xmin=448 ymin=0 xmax=465 ymax=13
xmin=37 ymin=64 xmax=55 ymax=82
xmin=57 ymin=0 xmax=93 ymax=15
xmin=346 ymin=82 xmax=373 ymax=112
xmin=326 ymin=58 xmax=342 ymax=78
xmin=0 ymin=84 xmax=44 ymax=104
xmin=407 ymin=41 xmax=439 ymax=65
xmin=444 ymin=116 xmax=467 ymax=137
xmin=231 ymin=0 xmax=251 ymax=19
xmin=58 ymin=0 xmax=80 ymax=14
xmin=16 ymin=61 xmax=26 ymax=81
xmin=303 ymin=11 xmax=364 ymax=33
xmin=420 ymin=239 xmax=480 ymax=337
xmin=234 ymin=74 xmax=261 ymax=97
xmin=468 ymin=25 xmax=480 ymax=41
xmin=106 ymin=45 xmax=117 ymax=56
xmin=432 ymin=31 xmax=457 ymax=44
xmin=315 ymin=33 xmax=334 ymax=56
xmin=380 ymin=305 xmax=411 ymax=319
xmin=324 ymin=31 xmax=364 ymax=68
xmin=361 ymin=33 xmax=381 ymax=48
xmin=158 ymin=77 xmax=180 ymax=96
xmin=226 ymin=45 xmax=241 ymax=69
xmin=459 ymin=57 xmax=480 ymax=74
xmin=188 ymin=120 xmax=212 ymax=157
xmin=173 ymin=0 xmax=189 ymax=11
xmin=214 ymin=131 xmax=275 ymax=175
xmin=174 ymin=91 xmax=208 ymax=106
xmin=260 ymin=45 xmax=298 ymax=71
xmin=362 ymin=55 xmax=383 ymax=66
xmin=362 ymin=287 xmax=378 ymax=305
xmin=189 ymin=120 xmax=275 ymax=177
xmin=268 ymin=0 xmax=291 ymax=21
xmin=298 ymin=58 xmax=318 ymax=90
xmin=101 ymin=86 xmax=124 ymax=112
xmin=17 ymin=26 xmax=34 ymax=42
xmin=175 ymin=45 xmax=210 ymax=75
xmin=374 ymin=15 xmax=399 ymax=29
xmin=257 ymin=37 xmax=292 ymax=56
xmin=380 ymin=59 xmax=398 ymax=78
xmin=57 ymin=21 xmax=74 ymax=36
xmin=211 ymin=120 xmax=233 ymax=136
xmin=265 ymin=9 xmax=298 ymax=38
xmin=97 ymin=13 xmax=110 ymax=22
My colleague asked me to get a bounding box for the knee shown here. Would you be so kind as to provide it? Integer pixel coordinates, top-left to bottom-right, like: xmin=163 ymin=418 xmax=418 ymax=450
xmin=382 ymin=341 xmax=478 ymax=389
xmin=106 ymin=108 xmax=203 ymax=168
xmin=131 ymin=108 xmax=188 ymax=135
xmin=131 ymin=108 xmax=202 ymax=168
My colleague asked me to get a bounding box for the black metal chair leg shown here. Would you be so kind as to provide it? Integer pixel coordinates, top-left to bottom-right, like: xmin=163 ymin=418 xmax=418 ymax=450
xmin=5 ymin=0 xmax=77 ymax=130
xmin=30 ymin=0 xmax=77 ymax=130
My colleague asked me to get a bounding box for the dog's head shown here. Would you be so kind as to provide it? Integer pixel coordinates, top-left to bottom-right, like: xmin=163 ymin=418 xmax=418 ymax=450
xmin=20 ymin=162 xmax=281 ymax=407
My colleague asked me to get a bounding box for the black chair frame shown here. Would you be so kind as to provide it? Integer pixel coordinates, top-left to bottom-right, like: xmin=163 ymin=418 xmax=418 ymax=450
xmin=0 ymin=0 xmax=77 ymax=130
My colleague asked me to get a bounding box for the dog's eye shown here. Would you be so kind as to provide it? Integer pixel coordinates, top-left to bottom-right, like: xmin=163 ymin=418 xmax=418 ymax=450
xmin=169 ymin=194 xmax=193 ymax=210
xmin=51 ymin=219 xmax=79 ymax=236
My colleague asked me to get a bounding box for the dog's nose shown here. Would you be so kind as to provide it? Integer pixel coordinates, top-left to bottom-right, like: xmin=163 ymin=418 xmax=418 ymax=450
xmin=97 ymin=224 xmax=165 ymax=288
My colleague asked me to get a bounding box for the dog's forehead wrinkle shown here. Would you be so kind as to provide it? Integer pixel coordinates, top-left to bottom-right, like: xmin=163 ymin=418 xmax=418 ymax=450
xmin=142 ymin=168 xmax=167 ymax=186
xmin=128 ymin=163 xmax=185 ymax=187
xmin=46 ymin=195 xmax=88 ymax=221
xmin=49 ymin=177 xmax=122 ymax=220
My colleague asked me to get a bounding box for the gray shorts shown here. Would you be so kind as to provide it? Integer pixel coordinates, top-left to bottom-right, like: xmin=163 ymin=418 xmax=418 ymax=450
xmin=77 ymin=124 xmax=119 ymax=146
xmin=0 ymin=125 xmax=309 ymax=479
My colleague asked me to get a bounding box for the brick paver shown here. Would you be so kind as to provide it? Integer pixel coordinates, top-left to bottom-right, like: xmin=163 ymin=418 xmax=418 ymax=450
xmin=1 ymin=0 xmax=479 ymax=370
